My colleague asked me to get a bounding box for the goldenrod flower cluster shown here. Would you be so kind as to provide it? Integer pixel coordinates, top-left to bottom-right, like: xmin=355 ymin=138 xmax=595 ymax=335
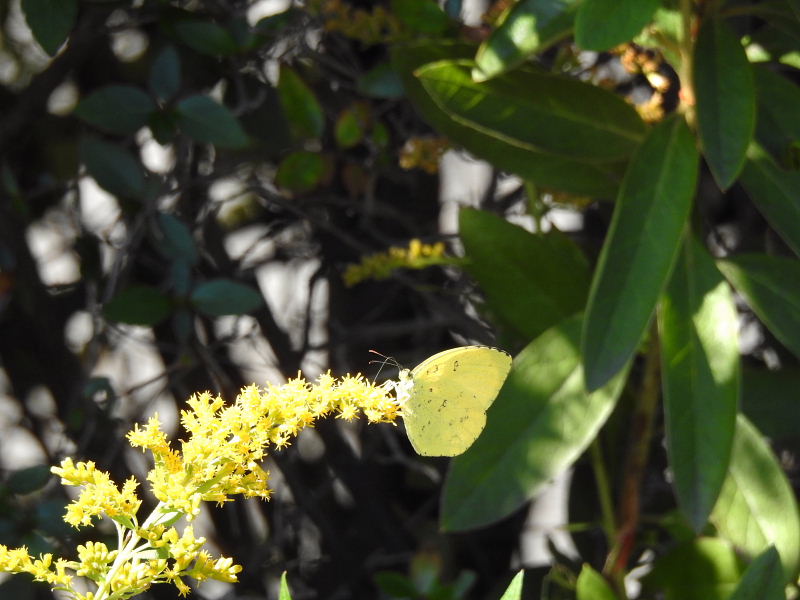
xmin=343 ymin=239 xmax=453 ymax=287
xmin=0 ymin=373 xmax=403 ymax=600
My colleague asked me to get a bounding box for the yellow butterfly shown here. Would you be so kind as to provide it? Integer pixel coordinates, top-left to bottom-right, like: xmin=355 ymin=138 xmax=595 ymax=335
xmin=398 ymin=346 xmax=512 ymax=457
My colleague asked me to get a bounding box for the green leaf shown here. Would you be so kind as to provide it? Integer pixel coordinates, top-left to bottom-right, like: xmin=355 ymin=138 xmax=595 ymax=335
xmin=21 ymin=0 xmax=77 ymax=56
xmin=711 ymin=415 xmax=800 ymax=582
xmin=7 ymin=465 xmax=52 ymax=495
xmin=729 ymin=546 xmax=784 ymax=600
xmin=334 ymin=108 xmax=366 ymax=148
xmin=277 ymin=66 xmax=325 ymax=140
xmin=658 ymin=236 xmax=739 ymax=531
xmin=155 ymin=213 xmax=198 ymax=264
xmin=642 ymin=537 xmax=744 ymax=600
xmin=275 ymin=151 xmax=328 ymax=192
xmin=80 ymin=136 xmax=146 ymax=199
xmin=499 ymin=571 xmax=525 ymax=600
xmin=741 ymin=367 xmax=800 ymax=442
xmin=739 ymin=145 xmax=800 ymax=257
xmin=576 ymin=564 xmax=619 ymax=600
xmin=150 ymin=46 xmax=181 ymax=101
xmin=174 ymin=20 xmax=239 ymax=56
xmin=74 ymin=86 xmax=156 ymax=135
xmin=176 ymin=95 xmax=249 ymax=149
xmin=441 ymin=314 xmax=628 ymax=531
xmin=391 ymin=0 xmax=451 ymax=35
xmin=474 ymin=0 xmax=577 ymax=81
xmin=582 ymin=116 xmax=698 ymax=391
xmin=415 ymin=60 xmax=645 ymax=162
xmin=753 ymin=65 xmax=800 ymax=157
xmin=574 ymin=0 xmax=659 ymax=51
xmin=374 ymin=572 xmax=418 ymax=597
xmin=191 ymin=279 xmax=263 ymax=316
xmin=104 ymin=285 xmax=172 ymax=325
xmin=459 ymin=208 xmax=590 ymax=340
xmin=392 ymin=40 xmax=625 ymax=196
xmin=693 ymin=18 xmax=756 ymax=190
xmin=717 ymin=253 xmax=800 ymax=360
xmin=356 ymin=63 xmax=405 ymax=99
xmin=279 ymin=571 xmax=293 ymax=600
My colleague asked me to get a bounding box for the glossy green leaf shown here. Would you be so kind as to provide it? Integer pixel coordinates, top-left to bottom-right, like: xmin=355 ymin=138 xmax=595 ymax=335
xmin=574 ymin=0 xmax=658 ymax=51
xmin=710 ymin=415 xmax=800 ymax=582
xmin=275 ymin=151 xmax=327 ymax=192
xmin=642 ymin=537 xmax=744 ymax=600
xmin=392 ymin=40 xmax=625 ymax=196
xmin=741 ymin=367 xmax=800 ymax=442
xmin=416 ymin=60 xmax=645 ymax=162
xmin=104 ymin=285 xmax=172 ymax=325
xmin=499 ymin=571 xmax=525 ymax=600
xmin=392 ymin=0 xmax=450 ymax=34
xmin=356 ymin=63 xmax=405 ymax=99
xmin=717 ymin=253 xmax=800 ymax=359
xmin=658 ymin=237 xmax=739 ymax=531
xmin=74 ymin=86 xmax=156 ymax=135
xmin=277 ymin=66 xmax=325 ymax=140
xmin=191 ymin=279 xmax=263 ymax=316
xmin=7 ymin=466 xmax=52 ymax=495
xmin=582 ymin=116 xmax=698 ymax=391
xmin=174 ymin=21 xmax=239 ymax=56
xmin=576 ymin=564 xmax=618 ymax=600
xmin=474 ymin=0 xmax=577 ymax=81
xmin=150 ymin=46 xmax=181 ymax=101
xmin=80 ymin=136 xmax=146 ymax=199
xmin=459 ymin=208 xmax=590 ymax=340
xmin=441 ymin=314 xmax=628 ymax=531
xmin=176 ymin=96 xmax=249 ymax=149
xmin=729 ymin=546 xmax=784 ymax=600
xmin=21 ymin=0 xmax=77 ymax=55
xmin=693 ymin=18 xmax=755 ymax=190
xmin=739 ymin=145 xmax=800 ymax=257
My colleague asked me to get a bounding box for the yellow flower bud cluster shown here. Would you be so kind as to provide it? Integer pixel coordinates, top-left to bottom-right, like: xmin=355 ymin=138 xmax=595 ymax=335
xmin=0 ymin=373 xmax=403 ymax=599
xmin=312 ymin=0 xmax=403 ymax=45
xmin=399 ymin=136 xmax=450 ymax=174
xmin=343 ymin=238 xmax=452 ymax=286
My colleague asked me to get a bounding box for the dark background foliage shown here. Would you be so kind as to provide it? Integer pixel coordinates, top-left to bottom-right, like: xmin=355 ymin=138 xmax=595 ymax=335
xmin=0 ymin=1 xmax=527 ymax=598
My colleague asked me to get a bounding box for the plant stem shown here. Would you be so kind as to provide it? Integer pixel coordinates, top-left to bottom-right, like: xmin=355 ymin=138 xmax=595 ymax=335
xmin=603 ymin=324 xmax=661 ymax=586
xmin=678 ymin=0 xmax=696 ymax=120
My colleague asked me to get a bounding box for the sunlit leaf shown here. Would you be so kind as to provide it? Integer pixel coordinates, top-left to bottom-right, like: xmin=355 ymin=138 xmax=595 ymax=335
xmin=659 ymin=236 xmax=739 ymax=531
xmin=582 ymin=115 xmax=698 ymax=391
xmin=710 ymin=415 xmax=800 ymax=582
xmin=442 ymin=314 xmax=628 ymax=531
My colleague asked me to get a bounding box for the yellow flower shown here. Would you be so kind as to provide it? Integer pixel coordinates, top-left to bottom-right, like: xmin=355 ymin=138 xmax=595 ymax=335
xmin=2 ymin=372 xmax=405 ymax=599
xmin=343 ymin=239 xmax=452 ymax=286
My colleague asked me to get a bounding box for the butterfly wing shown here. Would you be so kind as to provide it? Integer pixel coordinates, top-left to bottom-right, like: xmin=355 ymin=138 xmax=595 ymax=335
xmin=404 ymin=347 xmax=511 ymax=456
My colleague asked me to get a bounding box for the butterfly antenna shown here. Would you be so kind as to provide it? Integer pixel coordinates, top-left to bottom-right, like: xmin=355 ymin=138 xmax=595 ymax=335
xmin=369 ymin=349 xmax=400 ymax=381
